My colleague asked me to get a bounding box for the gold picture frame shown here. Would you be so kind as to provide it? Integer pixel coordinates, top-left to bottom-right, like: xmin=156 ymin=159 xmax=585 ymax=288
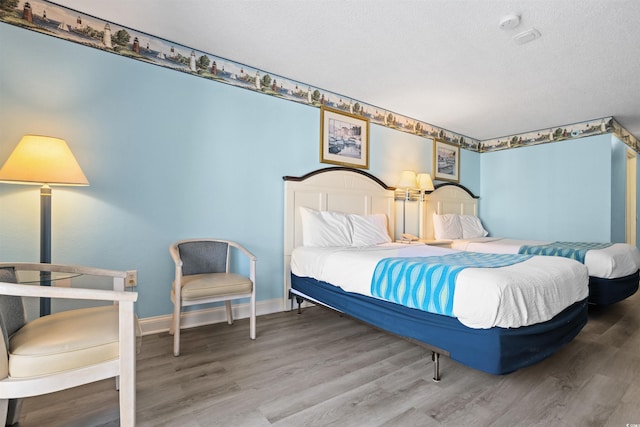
xmin=433 ymin=139 xmax=460 ymax=183
xmin=320 ymin=106 xmax=370 ymax=169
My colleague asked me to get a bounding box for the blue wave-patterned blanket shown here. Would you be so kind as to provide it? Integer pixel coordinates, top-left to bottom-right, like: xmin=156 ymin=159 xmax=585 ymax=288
xmin=370 ymin=252 xmax=531 ymax=317
xmin=518 ymin=241 xmax=612 ymax=264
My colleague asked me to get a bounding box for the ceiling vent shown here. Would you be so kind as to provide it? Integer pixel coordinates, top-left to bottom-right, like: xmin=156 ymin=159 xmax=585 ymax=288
xmin=513 ymin=28 xmax=541 ymax=45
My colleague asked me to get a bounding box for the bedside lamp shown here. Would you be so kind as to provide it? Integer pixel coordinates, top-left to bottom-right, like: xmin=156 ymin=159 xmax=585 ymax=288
xmin=396 ymin=170 xmax=417 ymax=235
xmin=397 ymin=170 xmax=417 ymax=197
xmin=0 ymin=135 xmax=89 ymax=315
xmin=417 ymin=173 xmax=434 ymax=201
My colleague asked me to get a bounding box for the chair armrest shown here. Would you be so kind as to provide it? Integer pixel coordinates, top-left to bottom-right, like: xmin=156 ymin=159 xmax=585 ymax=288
xmin=0 ymin=281 xmax=138 ymax=303
xmin=228 ymin=242 xmax=257 ymax=283
xmin=229 ymin=242 xmax=257 ymax=263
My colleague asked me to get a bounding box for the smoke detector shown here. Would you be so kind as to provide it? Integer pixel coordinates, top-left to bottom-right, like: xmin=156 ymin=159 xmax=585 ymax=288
xmin=499 ymin=14 xmax=521 ymax=30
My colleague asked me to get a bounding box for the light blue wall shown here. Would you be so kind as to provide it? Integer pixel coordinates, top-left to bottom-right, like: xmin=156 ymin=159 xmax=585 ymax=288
xmin=611 ymin=136 xmax=627 ymax=243
xmin=459 ymin=149 xmax=481 ymax=196
xmin=479 ymin=134 xmax=613 ymax=241
xmin=0 ymin=24 xmax=471 ymax=318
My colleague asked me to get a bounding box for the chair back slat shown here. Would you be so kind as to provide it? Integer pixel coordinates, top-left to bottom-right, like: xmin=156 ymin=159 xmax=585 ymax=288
xmin=178 ymin=241 xmax=228 ymax=276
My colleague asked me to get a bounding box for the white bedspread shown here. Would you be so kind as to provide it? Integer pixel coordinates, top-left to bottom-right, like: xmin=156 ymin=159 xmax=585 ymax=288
xmin=451 ymin=238 xmax=640 ymax=279
xmin=291 ymin=243 xmax=588 ymax=329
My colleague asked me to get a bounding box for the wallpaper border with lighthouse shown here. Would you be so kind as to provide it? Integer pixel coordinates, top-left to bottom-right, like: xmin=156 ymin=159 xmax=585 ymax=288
xmin=1 ymin=0 xmax=638 ymax=154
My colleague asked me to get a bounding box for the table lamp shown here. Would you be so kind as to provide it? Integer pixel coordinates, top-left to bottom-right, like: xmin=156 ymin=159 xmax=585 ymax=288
xmin=0 ymin=135 xmax=89 ymax=315
xmin=417 ymin=173 xmax=434 ymax=200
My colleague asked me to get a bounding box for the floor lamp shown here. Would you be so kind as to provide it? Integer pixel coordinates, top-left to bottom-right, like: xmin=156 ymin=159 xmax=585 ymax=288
xmin=0 ymin=135 xmax=89 ymax=316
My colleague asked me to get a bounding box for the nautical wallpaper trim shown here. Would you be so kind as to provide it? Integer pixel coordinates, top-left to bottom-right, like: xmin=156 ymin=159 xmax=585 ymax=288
xmin=1 ymin=1 xmax=638 ymax=154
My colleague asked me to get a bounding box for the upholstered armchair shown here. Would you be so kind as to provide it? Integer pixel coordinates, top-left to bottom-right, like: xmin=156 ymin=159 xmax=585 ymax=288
xmin=169 ymin=239 xmax=256 ymax=356
xmin=0 ymin=263 xmax=138 ymax=426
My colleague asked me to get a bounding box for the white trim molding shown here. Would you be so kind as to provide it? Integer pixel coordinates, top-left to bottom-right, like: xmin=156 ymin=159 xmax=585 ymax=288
xmin=138 ymin=297 xmax=284 ymax=336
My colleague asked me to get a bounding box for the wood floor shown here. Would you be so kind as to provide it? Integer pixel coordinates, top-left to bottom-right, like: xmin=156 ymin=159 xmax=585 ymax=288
xmin=18 ymin=290 xmax=640 ymax=426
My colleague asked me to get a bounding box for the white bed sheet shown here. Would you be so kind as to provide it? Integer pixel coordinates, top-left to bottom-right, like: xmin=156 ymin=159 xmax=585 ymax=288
xmin=291 ymin=243 xmax=588 ymax=329
xmin=451 ymin=238 xmax=640 ymax=279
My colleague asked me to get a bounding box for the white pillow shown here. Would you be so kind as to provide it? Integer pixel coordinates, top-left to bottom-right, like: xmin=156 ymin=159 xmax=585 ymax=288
xmin=349 ymin=214 xmax=391 ymax=247
xmin=459 ymin=215 xmax=489 ymax=238
xmin=432 ymin=213 xmax=463 ymax=240
xmin=299 ymin=207 xmax=352 ymax=247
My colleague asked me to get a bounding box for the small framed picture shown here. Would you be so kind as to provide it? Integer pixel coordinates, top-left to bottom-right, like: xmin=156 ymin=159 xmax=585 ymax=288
xmin=433 ymin=139 xmax=460 ymax=183
xmin=320 ymin=106 xmax=369 ymax=169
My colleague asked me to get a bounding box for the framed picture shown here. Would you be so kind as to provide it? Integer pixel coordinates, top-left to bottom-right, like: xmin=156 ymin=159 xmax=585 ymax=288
xmin=320 ymin=106 xmax=370 ymax=169
xmin=433 ymin=139 xmax=460 ymax=183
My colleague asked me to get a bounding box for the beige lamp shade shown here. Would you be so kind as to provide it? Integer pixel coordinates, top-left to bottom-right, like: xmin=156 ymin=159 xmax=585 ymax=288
xmin=0 ymin=135 xmax=89 ymax=186
xmin=417 ymin=173 xmax=434 ymax=191
xmin=397 ymin=170 xmax=417 ymax=189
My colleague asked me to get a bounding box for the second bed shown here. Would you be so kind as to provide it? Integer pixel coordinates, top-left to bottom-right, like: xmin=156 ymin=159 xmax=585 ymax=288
xmin=421 ymin=183 xmax=640 ymax=305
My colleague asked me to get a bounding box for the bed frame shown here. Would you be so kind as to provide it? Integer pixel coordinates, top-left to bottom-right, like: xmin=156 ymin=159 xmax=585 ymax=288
xmin=283 ymin=168 xmax=588 ymax=378
xmin=422 ymin=183 xmax=639 ymax=305
xmin=283 ymin=167 xmax=396 ymax=306
xmin=419 ymin=183 xmax=478 ymax=240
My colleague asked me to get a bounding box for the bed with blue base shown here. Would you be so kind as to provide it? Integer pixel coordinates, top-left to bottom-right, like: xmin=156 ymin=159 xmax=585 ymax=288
xmin=421 ymin=182 xmax=640 ymax=306
xmin=283 ymin=168 xmax=589 ymax=379
xmin=290 ymin=275 xmax=587 ymax=377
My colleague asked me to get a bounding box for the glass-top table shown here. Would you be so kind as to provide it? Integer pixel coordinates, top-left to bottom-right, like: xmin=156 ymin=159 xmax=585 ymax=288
xmin=15 ymin=270 xmax=82 ymax=285
xmin=6 ymin=268 xmax=135 ymax=318
xmin=14 ymin=271 xmax=84 ymax=316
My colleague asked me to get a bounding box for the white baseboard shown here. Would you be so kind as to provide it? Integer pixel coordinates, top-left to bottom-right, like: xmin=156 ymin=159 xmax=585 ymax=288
xmin=138 ymin=297 xmax=289 ymax=336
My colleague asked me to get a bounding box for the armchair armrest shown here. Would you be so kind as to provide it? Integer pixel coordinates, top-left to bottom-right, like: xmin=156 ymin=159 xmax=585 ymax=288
xmin=228 ymin=241 xmax=257 ymax=283
xmin=169 ymin=245 xmax=183 ymax=269
xmin=0 ymin=282 xmax=137 ymax=303
xmin=228 ymin=242 xmax=257 ymax=263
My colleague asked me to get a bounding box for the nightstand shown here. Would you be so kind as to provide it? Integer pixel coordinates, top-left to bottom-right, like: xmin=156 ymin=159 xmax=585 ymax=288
xmin=419 ymin=239 xmax=453 ymax=248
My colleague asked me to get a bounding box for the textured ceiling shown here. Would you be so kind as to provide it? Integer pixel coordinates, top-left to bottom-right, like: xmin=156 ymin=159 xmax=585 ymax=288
xmin=53 ymin=0 xmax=640 ymax=142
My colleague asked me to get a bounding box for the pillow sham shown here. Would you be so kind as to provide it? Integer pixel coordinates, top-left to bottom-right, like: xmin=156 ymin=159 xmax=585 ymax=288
xmin=432 ymin=213 xmax=463 ymax=240
xmin=349 ymin=213 xmax=391 ymax=247
xmin=299 ymin=207 xmax=352 ymax=247
xmin=459 ymin=215 xmax=489 ymax=238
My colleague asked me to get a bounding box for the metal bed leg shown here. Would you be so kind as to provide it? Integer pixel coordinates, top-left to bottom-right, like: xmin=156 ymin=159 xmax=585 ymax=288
xmin=432 ymin=351 xmax=441 ymax=382
xmin=288 ymin=290 xmax=304 ymax=314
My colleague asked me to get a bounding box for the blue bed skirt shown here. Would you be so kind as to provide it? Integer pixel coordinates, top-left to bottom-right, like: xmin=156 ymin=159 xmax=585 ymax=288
xmin=588 ymin=269 xmax=639 ymax=305
xmin=291 ymin=274 xmax=588 ymax=375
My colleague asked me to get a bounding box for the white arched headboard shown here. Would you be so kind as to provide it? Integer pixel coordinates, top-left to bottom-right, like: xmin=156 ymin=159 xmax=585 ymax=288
xmin=283 ymin=167 xmax=396 ymax=308
xmin=420 ymin=183 xmax=479 ymax=240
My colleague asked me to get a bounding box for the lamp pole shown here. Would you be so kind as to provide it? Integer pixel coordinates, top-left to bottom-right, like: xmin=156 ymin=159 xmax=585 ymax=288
xmin=40 ymin=185 xmax=52 ymax=316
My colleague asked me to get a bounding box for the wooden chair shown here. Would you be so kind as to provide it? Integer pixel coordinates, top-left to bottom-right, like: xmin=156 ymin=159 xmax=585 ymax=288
xmin=0 ymin=263 xmax=138 ymax=426
xmin=169 ymin=239 xmax=256 ymax=356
